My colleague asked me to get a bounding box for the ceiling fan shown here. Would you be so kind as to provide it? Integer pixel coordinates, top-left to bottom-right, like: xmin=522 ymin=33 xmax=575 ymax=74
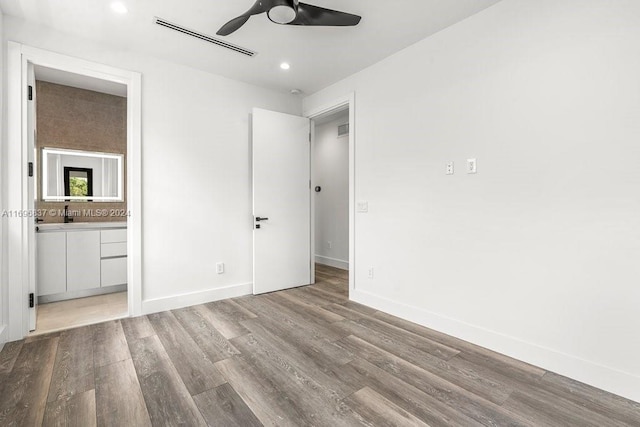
xmin=217 ymin=0 xmax=362 ymax=36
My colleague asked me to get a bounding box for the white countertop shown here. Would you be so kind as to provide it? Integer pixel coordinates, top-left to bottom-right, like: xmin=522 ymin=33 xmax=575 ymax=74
xmin=37 ymin=222 xmax=127 ymax=232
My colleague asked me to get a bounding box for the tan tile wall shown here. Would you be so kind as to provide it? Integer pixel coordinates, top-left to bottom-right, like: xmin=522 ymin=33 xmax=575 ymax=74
xmin=36 ymin=81 xmax=128 ymax=223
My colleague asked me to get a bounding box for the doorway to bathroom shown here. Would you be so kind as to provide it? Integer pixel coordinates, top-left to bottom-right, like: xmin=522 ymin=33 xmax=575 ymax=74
xmin=6 ymin=43 xmax=142 ymax=341
xmin=30 ymin=68 xmax=129 ymax=335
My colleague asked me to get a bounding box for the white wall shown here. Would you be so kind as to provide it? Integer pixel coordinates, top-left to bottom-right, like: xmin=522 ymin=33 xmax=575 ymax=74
xmin=2 ymin=16 xmax=301 ymax=319
xmin=0 ymin=6 xmax=7 ymax=349
xmin=303 ymin=0 xmax=640 ymax=402
xmin=314 ymin=112 xmax=349 ymax=269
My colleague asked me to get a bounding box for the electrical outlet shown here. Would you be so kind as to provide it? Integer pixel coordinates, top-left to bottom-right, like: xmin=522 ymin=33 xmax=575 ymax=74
xmin=467 ymin=158 xmax=477 ymax=174
xmin=446 ymin=162 xmax=454 ymax=175
xmin=216 ymin=262 xmax=224 ymax=274
xmin=328 ymin=241 xmax=332 ymax=249
xmin=367 ymin=267 xmax=374 ymax=279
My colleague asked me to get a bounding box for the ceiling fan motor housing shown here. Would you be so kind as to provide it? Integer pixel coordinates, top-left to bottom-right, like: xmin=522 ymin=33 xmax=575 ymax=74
xmin=217 ymin=0 xmax=360 ymax=36
xmin=267 ymin=0 xmax=298 ymax=24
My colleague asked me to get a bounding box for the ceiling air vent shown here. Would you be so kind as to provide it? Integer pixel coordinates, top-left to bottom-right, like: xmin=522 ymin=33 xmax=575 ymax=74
xmin=338 ymin=123 xmax=349 ymax=137
xmin=154 ymin=17 xmax=256 ymax=57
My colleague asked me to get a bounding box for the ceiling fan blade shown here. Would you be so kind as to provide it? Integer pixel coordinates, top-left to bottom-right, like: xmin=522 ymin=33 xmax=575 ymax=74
xmin=216 ymin=0 xmax=275 ymax=36
xmin=289 ymin=2 xmax=361 ymax=26
xmin=217 ymin=15 xmax=252 ymax=36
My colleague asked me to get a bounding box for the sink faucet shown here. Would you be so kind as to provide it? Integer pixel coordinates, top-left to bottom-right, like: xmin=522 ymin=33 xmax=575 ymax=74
xmin=63 ymin=205 xmax=74 ymax=223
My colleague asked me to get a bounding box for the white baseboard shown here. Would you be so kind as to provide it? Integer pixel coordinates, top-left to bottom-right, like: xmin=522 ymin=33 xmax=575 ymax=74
xmin=142 ymin=283 xmax=252 ymax=315
xmin=315 ymin=255 xmax=349 ymax=270
xmin=351 ymin=288 xmax=640 ymax=403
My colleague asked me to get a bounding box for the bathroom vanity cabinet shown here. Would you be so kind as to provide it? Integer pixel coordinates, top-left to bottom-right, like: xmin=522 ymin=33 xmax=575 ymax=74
xmin=37 ymin=223 xmax=127 ymax=302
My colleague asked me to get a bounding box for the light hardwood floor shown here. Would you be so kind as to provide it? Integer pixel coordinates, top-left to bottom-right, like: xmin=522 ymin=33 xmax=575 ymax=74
xmin=1 ymin=265 xmax=639 ymax=426
xmin=31 ymin=292 xmax=128 ymax=336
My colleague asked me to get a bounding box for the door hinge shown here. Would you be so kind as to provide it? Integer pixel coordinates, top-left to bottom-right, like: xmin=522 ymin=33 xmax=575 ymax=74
xmin=28 ymin=162 xmax=34 ymax=177
xmin=28 ymin=85 xmax=33 ymax=101
xmin=29 ymin=293 xmax=34 ymax=308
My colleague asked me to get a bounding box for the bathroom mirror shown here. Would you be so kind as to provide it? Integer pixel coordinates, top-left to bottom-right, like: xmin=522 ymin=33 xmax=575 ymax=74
xmin=42 ymin=148 xmax=123 ymax=201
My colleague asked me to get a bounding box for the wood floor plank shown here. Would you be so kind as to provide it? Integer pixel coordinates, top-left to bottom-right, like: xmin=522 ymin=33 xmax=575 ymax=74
xmin=172 ymin=305 xmax=241 ymax=362
xmin=502 ymin=388 xmax=629 ymax=427
xmin=214 ymin=356 xmax=304 ymax=427
xmin=354 ymin=316 xmax=460 ymax=360
xmin=316 ymin=273 xmax=348 ymax=288
xmin=201 ymin=299 xmax=256 ymax=339
xmin=315 ymin=266 xmax=348 ymax=280
xmin=300 ymin=285 xmax=348 ymax=304
xmin=43 ymin=389 xmax=97 ymax=427
xmin=95 ymin=358 xmax=151 ymax=427
xmin=315 ymin=278 xmax=349 ymax=296
xmin=344 ymin=387 xmax=430 ymax=427
xmin=0 ymin=337 xmax=59 ymax=426
xmin=193 ymin=383 xmax=262 ymax=427
xmin=234 ymin=294 xmax=349 ymax=343
xmin=345 ymin=358 xmax=481 ymax=426
xmin=147 ymin=311 xmax=226 ymax=395
xmin=327 ymin=303 xmax=370 ymax=320
xmin=267 ymin=291 xmax=345 ymax=324
xmin=286 ymin=286 xmax=341 ymax=307
xmin=240 ymin=313 xmax=353 ymax=365
xmin=372 ymin=310 xmax=546 ymax=383
xmin=316 ymin=268 xmax=349 ymax=284
xmin=129 ymin=335 xmax=207 ymax=426
xmin=239 ymin=320 xmax=359 ymax=398
xmin=503 ymin=380 xmax=640 ymax=427
xmin=47 ymin=325 xmax=95 ymax=402
xmin=315 ymin=263 xmax=348 ymax=276
xmin=92 ymin=320 xmax=130 ymax=368
xmin=453 ymin=349 xmax=548 ymax=387
xmin=121 ymin=316 xmax=155 ymax=341
xmin=25 ymin=330 xmax=61 ymax=343
xmin=537 ymin=371 xmax=640 ymax=426
xmin=0 ymin=340 xmax=24 ymax=374
xmin=225 ymin=298 xmax=259 ymax=318
xmin=230 ymin=334 xmax=367 ymax=427
xmin=335 ymin=320 xmax=511 ymax=405
xmin=338 ymin=335 xmax=532 ymax=426
xmin=341 ymin=301 xmax=378 ymax=316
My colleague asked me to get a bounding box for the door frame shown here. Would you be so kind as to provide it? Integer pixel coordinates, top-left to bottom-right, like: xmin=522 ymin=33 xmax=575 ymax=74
xmin=304 ymin=93 xmax=355 ymax=295
xmin=5 ymin=42 xmax=143 ymax=340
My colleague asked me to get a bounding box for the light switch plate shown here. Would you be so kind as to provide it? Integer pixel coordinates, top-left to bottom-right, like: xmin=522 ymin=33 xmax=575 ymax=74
xmin=357 ymin=201 xmax=369 ymax=213
xmin=467 ymin=158 xmax=477 ymax=174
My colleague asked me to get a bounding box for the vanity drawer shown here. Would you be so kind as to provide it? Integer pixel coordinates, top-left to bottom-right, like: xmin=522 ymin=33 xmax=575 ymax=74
xmin=101 ymin=257 xmax=127 ymax=287
xmin=101 ymin=229 xmax=127 ymax=244
xmin=101 ymin=242 xmax=127 ymax=258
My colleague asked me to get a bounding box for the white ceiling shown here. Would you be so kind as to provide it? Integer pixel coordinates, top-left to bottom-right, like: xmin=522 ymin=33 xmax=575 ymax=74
xmin=1 ymin=0 xmax=502 ymax=94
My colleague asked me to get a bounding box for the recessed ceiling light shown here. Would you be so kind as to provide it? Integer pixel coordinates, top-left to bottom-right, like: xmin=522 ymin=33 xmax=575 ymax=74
xmin=111 ymin=2 xmax=128 ymax=14
xmin=280 ymin=62 xmax=291 ymax=70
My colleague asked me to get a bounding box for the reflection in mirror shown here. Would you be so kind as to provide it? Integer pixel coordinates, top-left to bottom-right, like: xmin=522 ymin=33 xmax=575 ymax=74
xmin=42 ymin=148 xmax=123 ymax=202
xmin=64 ymin=167 xmax=93 ymax=199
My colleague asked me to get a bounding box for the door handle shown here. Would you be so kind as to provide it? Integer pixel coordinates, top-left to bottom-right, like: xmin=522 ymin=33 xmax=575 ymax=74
xmin=255 ymin=217 xmax=269 ymax=222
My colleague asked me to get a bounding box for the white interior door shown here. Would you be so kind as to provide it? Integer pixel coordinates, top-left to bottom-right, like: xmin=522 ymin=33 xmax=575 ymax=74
xmin=27 ymin=62 xmax=37 ymax=331
xmin=253 ymin=108 xmax=311 ymax=294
